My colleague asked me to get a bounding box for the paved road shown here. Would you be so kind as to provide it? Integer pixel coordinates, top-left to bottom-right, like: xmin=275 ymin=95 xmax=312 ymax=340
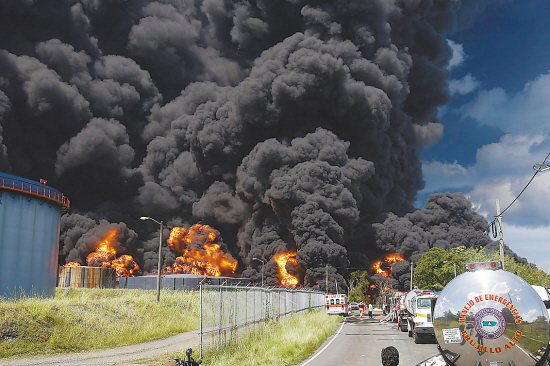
xmin=299 ymin=311 xmax=439 ymax=366
xmin=0 ymin=310 xmax=439 ymax=366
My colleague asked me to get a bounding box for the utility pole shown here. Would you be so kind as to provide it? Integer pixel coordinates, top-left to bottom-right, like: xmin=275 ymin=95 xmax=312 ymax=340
xmin=496 ymin=199 xmax=505 ymax=270
xmin=326 ymin=264 xmax=329 ymax=294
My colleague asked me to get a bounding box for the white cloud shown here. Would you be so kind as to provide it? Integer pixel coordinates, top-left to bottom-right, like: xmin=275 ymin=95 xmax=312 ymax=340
xmin=502 ymin=224 xmax=550 ymax=271
xmin=459 ymin=72 xmax=550 ymax=134
xmin=464 ymin=133 xmax=550 ymax=224
xmin=421 ymin=160 xmax=469 ymax=192
xmin=422 ymin=132 xmax=550 ymax=227
xmin=522 ymin=308 xmax=541 ymax=323
xmin=421 ymin=70 xmax=550 ymax=269
xmin=449 ymin=73 xmax=480 ymax=95
xmin=447 ymin=40 xmax=466 ymax=69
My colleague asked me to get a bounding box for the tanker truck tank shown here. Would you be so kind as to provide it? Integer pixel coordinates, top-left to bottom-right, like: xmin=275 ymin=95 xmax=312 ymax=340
xmin=419 ymin=261 xmax=550 ymax=366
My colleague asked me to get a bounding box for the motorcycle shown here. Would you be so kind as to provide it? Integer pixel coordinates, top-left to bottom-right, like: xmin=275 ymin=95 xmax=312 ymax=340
xmin=164 ymin=348 xmax=202 ymax=366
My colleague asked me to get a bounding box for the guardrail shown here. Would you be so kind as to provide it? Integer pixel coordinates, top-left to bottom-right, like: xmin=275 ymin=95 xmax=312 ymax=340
xmin=0 ymin=175 xmax=70 ymax=212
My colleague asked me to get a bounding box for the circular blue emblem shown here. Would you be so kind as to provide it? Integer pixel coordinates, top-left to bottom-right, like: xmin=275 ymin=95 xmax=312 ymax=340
xmin=474 ymin=307 xmax=507 ymax=339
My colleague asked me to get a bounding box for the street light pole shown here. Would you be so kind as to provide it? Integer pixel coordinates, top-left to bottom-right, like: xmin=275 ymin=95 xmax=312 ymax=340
xmin=252 ymin=257 xmax=265 ymax=287
xmin=410 ymin=262 xmax=414 ymax=291
xmin=141 ymin=216 xmax=163 ymax=302
xmin=443 ymin=261 xmax=457 ymax=278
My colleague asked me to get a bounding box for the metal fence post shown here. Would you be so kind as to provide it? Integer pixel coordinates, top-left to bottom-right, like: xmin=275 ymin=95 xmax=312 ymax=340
xmin=218 ymin=283 xmax=222 ymax=348
xmin=234 ymin=285 xmax=237 ymax=335
xmin=200 ymin=282 xmax=203 ymax=358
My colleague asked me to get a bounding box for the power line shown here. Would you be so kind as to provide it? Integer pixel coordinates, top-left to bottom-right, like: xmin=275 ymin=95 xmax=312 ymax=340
xmin=484 ymin=152 xmax=550 ymax=239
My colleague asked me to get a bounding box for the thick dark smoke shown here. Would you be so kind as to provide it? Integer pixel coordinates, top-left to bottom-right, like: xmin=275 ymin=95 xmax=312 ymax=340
xmin=0 ymin=0 xmax=515 ymax=291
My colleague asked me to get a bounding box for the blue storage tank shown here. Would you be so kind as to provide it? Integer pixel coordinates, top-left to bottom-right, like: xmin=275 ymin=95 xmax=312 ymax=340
xmin=0 ymin=173 xmax=70 ymax=299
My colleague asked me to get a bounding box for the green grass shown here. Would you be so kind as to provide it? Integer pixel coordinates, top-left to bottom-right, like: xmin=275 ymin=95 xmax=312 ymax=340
xmin=0 ymin=288 xmax=199 ymax=359
xmin=1 ymin=289 xmax=341 ymax=366
xmin=170 ymin=310 xmax=342 ymax=366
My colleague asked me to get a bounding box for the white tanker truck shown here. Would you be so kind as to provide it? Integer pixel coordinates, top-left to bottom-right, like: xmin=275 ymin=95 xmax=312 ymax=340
xmin=400 ymin=289 xmax=439 ymax=344
xmin=415 ymin=260 xmax=550 ymax=366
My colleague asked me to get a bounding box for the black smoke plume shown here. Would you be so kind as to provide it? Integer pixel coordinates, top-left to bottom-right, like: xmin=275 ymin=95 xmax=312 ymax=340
xmin=0 ymin=0 xmax=516 ymax=291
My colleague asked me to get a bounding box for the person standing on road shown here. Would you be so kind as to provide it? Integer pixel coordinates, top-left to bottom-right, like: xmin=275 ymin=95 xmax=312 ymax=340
xmin=359 ymin=302 xmax=365 ymax=317
xmin=368 ymin=302 xmax=373 ymax=318
xmin=381 ymin=346 xmax=399 ymax=366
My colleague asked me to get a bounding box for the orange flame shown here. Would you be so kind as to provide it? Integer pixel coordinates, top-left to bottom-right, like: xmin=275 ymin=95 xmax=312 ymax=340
xmin=64 ymin=261 xmax=81 ymax=267
xmin=371 ymin=253 xmax=405 ymax=278
xmin=111 ymin=255 xmax=140 ymax=277
xmin=273 ymin=251 xmax=299 ymax=287
xmin=165 ymin=224 xmax=237 ymax=277
xmin=83 ymin=229 xmax=140 ymax=277
xmin=370 ymin=284 xmax=377 ymax=290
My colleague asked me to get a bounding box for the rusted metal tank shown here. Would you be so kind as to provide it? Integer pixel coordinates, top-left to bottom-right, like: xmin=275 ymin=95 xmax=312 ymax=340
xmin=58 ymin=266 xmax=116 ymax=288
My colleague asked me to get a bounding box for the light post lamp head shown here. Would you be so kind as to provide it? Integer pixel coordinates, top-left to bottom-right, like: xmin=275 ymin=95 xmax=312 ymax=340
xmin=443 ymin=261 xmax=457 ymax=277
xmin=252 ymin=257 xmax=265 ymax=287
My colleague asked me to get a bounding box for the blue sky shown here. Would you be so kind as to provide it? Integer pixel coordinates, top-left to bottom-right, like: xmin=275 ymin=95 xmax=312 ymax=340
xmin=417 ymin=0 xmax=550 ymax=272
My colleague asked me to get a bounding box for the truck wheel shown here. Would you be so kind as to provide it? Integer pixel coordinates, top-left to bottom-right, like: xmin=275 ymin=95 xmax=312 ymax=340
xmin=400 ymin=323 xmax=407 ymax=332
xmin=414 ymin=331 xmax=421 ymax=344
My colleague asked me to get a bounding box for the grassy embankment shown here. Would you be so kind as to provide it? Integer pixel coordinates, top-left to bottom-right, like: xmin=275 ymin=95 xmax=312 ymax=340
xmin=1 ymin=288 xmax=342 ymax=366
xmin=171 ymin=309 xmax=342 ymax=366
xmin=0 ymin=288 xmax=199 ymax=359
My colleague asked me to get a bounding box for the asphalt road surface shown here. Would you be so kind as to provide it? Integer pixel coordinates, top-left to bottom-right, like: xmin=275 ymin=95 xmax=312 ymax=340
xmin=299 ymin=310 xmax=440 ymax=366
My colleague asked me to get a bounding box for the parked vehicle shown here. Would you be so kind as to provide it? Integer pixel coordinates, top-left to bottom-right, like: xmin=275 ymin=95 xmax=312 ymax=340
xmin=407 ymin=292 xmax=438 ymax=343
xmin=325 ymin=293 xmax=349 ymax=315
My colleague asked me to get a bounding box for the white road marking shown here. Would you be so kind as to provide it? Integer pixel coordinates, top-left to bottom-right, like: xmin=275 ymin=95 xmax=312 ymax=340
xmin=300 ymin=321 xmax=346 ymax=366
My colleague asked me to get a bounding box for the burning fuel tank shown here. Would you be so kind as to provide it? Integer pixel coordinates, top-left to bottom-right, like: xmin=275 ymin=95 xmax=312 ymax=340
xmin=58 ymin=266 xmax=116 ymax=289
xmin=433 ymin=263 xmax=550 ymax=366
xmin=0 ymin=173 xmax=70 ymax=299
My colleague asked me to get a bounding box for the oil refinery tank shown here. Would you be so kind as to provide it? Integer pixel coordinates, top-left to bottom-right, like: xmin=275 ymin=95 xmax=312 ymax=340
xmin=0 ymin=173 xmax=70 ymax=299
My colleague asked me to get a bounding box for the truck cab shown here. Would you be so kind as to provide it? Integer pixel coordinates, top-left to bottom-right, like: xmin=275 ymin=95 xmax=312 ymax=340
xmin=410 ymin=293 xmax=438 ymax=343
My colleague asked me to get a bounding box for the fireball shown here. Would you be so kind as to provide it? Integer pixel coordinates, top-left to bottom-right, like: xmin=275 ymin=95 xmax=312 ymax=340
xmin=64 ymin=261 xmax=81 ymax=267
xmin=166 ymin=224 xmax=238 ymax=277
xmin=79 ymin=228 xmax=140 ymax=277
xmin=273 ymin=251 xmax=300 ymax=287
xmin=371 ymin=253 xmax=406 ymax=278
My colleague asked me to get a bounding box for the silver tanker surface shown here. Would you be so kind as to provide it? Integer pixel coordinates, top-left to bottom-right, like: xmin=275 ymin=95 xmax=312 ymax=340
xmin=432 ymin=268 xmax=550 ymax=366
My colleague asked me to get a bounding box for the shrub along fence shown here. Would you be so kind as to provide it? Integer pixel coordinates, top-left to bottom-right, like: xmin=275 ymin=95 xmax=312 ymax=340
xmin=199 ymin=283 xmax=325 ymax=356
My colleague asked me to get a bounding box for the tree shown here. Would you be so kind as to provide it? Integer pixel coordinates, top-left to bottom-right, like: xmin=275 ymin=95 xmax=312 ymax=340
xmin=414 ymin=247 xmax=462 ymax=290
xmin=413 ymin=245 xmax=550 ymax=290
xmin=348 ymin=270 xmax=370 ymax=303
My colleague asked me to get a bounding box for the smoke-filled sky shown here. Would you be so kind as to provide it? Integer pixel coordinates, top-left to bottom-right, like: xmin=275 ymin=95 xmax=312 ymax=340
xmin=0 ymin=0 xmax=537 ymax=290
xmin=418 ymin=0 xmax=550 ymax=272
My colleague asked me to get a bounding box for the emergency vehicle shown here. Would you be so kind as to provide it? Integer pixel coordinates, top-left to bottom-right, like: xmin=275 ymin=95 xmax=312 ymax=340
xmin=415 ymin=260 xmax=550 ymax=366
xmin=325 ymin=293 xmax=349 ymax=315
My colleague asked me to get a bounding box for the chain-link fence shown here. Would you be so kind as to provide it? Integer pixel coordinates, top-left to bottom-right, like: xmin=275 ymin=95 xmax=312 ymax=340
xmin=199 ymin=283 xmax=325 ymax=356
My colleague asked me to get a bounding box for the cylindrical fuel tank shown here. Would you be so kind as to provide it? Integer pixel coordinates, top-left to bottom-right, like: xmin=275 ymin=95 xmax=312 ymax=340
xmin=0 ymin=173 xmax=70 ymax=299
xmin=434 ymin=269 xmax=550 ymax=366
xmin=58 ymin=266 xmax=116 ymax=288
